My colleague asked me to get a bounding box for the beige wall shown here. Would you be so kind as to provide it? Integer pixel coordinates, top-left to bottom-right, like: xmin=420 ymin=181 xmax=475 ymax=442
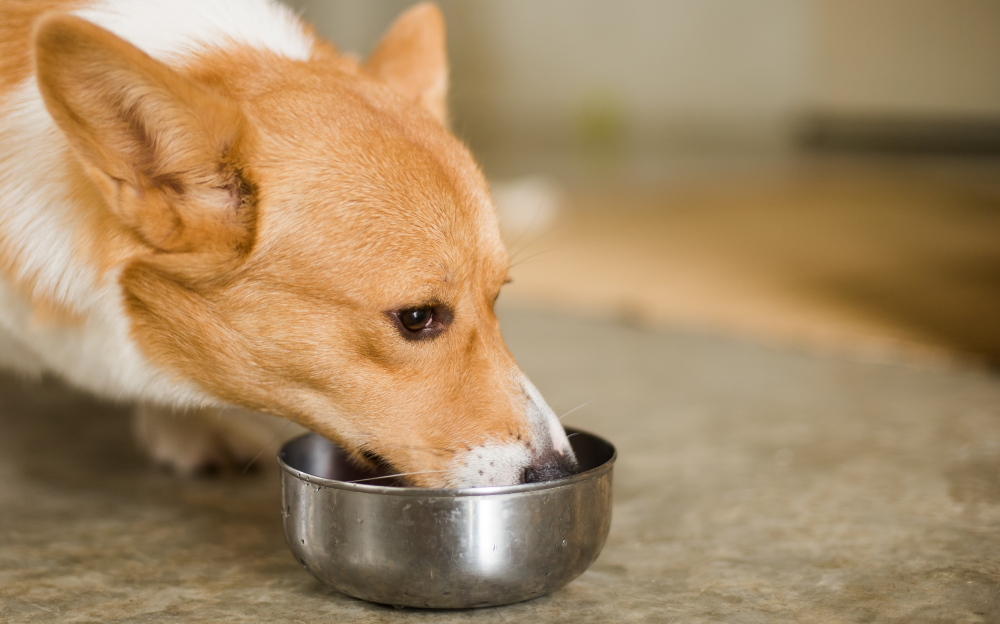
xmin=811 ymin=0 xmax=1000 ymax=118
xmin=284 ymin=0 xmax=1000 ymax=157
xmin=286 ymin=0 xmax=811 ymax=155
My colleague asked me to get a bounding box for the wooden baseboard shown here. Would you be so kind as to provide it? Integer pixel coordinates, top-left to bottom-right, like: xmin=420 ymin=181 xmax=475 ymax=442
xmin=798 ymin=114 xmax=1000 ymax=154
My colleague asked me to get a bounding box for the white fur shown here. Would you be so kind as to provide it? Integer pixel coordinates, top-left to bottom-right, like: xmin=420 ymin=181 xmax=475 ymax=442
xmin=450 ymin=441 xmax=533 ymax=488
xmin=446 ymin=374 xmax=575 ymax=487
xmin=0 ymin=0 xmax=316 ymax=406
xmin=522 ymin=375 xmax=574 ymax=457
xmin=76 ymin=0 xmax=314 ymax=63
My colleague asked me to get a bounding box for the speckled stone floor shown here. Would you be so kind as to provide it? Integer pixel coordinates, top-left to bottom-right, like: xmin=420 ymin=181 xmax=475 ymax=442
xmin=2 ymin=308 xmax=999 ymax=623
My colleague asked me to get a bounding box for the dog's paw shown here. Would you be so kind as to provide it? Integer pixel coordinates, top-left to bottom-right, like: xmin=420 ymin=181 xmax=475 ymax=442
xmin=132 ymin=404 xmax=304 ymax=475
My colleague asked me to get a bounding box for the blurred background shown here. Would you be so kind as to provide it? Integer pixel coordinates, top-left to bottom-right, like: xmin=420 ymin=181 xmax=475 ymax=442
xmin=287 ymin=0 xmax=1000 ymax=366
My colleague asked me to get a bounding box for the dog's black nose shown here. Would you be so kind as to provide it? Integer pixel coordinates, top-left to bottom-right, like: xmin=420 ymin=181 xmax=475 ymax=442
xmin=522 ymin=454 xmax=579 ymax=484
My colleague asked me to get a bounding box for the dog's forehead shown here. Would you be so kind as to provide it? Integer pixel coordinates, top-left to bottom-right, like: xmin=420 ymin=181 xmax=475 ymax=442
xmin=246 ymin=80 xmax=506 ymax=297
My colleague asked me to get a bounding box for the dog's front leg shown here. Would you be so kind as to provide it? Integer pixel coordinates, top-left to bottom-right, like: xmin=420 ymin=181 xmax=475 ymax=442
xmin=132 ymin=404 xmax=305 ymax=475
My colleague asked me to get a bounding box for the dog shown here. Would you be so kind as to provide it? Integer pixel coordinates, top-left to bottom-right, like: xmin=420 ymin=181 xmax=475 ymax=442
xmin=0 ymin=0 xmax=577 ymax=487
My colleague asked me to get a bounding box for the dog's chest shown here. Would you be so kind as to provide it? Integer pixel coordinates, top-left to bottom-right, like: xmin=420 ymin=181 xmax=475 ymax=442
xmin=0 ymin=278 xmax=205 ymax=406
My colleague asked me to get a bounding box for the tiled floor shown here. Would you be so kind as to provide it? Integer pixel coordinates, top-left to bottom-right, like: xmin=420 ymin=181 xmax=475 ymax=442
xmin=2 ymin=308 xmax=999 ymax=622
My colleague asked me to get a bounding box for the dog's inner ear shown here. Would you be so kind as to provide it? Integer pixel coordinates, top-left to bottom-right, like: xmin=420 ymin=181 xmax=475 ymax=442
xmin=34 ymin=14 xmax=255 ymax=257
xmin=364 ymin=2 xmax=449 ymax=126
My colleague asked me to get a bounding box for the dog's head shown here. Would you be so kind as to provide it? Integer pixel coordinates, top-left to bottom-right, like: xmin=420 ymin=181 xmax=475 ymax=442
xmin=33 ymin=4 xmax=576 ymax=486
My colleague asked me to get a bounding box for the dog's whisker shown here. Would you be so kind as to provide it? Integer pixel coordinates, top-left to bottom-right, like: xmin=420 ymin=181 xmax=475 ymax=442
xmin=559 ymin=400 xmax=593 ymax=420
xmin=349 ymin=469 xmax=449 ymax=484
xmin=241 ymin=418 xmax=296 ymax=475
xmin=507 ymin=247 xmax=559 ymax=270
xmin=352 ymin=437 xmax=456 ymax=456
xmin=504 ymin=204 xmax=547 ymax=259
xmin=566 ymin=433 xmax=581 ymax=439
xmin=372 ymin=442 xmax=450 ymax=452
xmin=508 ymin=217 xmax=557 ymax=263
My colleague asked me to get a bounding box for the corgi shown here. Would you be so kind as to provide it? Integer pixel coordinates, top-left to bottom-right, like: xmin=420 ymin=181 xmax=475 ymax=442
xmin=0 ymin=0 xmax=577 ymax=487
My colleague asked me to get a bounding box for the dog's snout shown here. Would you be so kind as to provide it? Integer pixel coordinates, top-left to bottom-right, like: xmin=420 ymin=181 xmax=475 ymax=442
xmin=522 ymin=454 xmax=579 ymax=484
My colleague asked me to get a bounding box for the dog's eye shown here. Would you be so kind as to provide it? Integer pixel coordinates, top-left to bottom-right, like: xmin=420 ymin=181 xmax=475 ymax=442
xmin=389 ymin=304 xmax=453 ymax=341
xmin=399 ymin=307 xmax=433 ymax=332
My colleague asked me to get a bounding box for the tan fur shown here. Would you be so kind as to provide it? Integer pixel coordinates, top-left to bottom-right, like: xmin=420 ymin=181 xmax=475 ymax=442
xmin=19 ymin=5 xmax=534 ymax=485
xmin=364 ymin=2 xmax=449 ymax=126
xmin=35 ymin=15 xmax=256 ymax=259
xmin=120 ymin=47 xmax=523 ymax=476
xmin=0 ymin=0 xmax=83 ymax=97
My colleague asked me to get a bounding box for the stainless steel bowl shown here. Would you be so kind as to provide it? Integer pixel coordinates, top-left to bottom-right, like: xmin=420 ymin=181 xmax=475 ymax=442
xmin=278 ymin=428 xmax=615 ymax=609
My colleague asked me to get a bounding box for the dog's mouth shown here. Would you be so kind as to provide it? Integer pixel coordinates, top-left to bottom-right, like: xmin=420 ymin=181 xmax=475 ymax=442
xmin=335 ymin=447 xmax=409 ymax=485
xmin=522 ymin=452 xmax=580 ymax=484
xmin=358 ymin=448 xmax=395 ymax=474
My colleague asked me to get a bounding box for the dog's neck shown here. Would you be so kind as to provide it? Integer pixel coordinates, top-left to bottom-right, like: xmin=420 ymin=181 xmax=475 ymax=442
xmin=0 ymin=81 xmax=107 ymax=323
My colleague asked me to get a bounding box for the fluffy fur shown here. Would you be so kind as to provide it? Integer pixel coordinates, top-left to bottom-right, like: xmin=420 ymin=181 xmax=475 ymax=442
xmin=0 ymin=0 xmax=576 ymax=486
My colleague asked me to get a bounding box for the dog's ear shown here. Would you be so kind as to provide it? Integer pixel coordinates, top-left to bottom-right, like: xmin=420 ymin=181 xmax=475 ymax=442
xmin=34 ymin=14 xmax=255 ymax=258
xmin=364 ymin=2 xmax=448 ymax=126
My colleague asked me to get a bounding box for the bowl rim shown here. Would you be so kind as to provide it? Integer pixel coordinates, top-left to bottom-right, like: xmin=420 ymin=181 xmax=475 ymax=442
xmin=277 ymin=426 xmax=616 ymax=498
